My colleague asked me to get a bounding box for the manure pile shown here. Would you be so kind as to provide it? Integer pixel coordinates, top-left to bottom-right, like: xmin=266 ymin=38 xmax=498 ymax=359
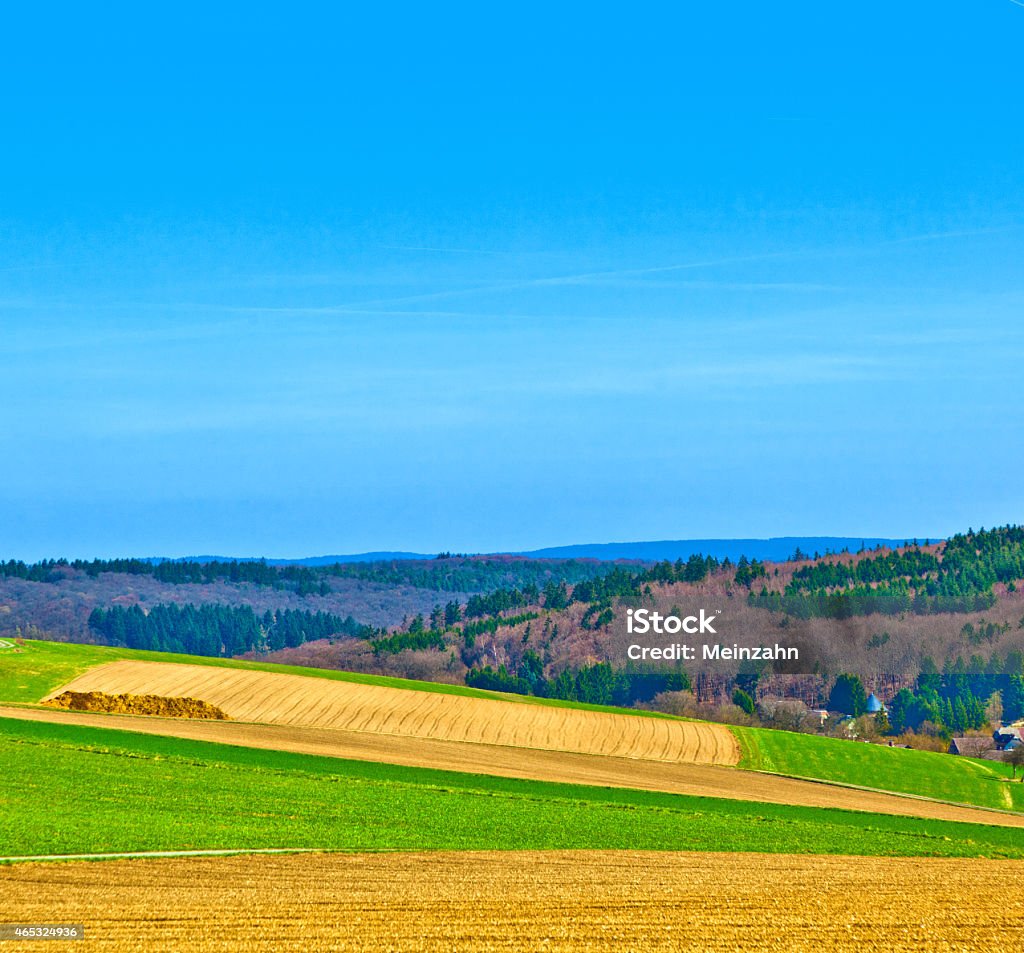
xmin=44 ymin=660 xmax=738 ymax=765
xmin=44 ymin=690 xmax=229 ymax=720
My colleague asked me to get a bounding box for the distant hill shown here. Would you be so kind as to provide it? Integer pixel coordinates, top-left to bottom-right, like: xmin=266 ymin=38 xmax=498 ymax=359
xmin=145 ymin=552 xmax=434 ymax=566
xmin=271 ymin=552 xmax=433 ymax=566
xmin=518 ymin=537 xmax=921 ymax=563
xmin=171 ymin=537 xmax=931 ymax=566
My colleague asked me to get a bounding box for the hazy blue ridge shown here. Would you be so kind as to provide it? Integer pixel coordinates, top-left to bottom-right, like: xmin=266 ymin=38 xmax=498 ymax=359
xmin=141 ymin=537 xmax=937 ymax=566
xmin=518 ymin=537 xmax=926 ymax=563
xmin=140 ymin=551 xmax=435 ymax=565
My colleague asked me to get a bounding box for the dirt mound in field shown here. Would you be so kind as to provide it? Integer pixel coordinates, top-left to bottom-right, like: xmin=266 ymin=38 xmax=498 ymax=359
xmin=43 ymin=690 xmax=229 ymax=720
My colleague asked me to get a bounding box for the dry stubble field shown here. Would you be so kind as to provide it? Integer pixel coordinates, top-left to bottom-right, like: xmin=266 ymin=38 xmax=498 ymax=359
xmin=43 ymin=660 xmax=738 ymax=764
xmin=3 ymin=850 xmax=1024 ymax=952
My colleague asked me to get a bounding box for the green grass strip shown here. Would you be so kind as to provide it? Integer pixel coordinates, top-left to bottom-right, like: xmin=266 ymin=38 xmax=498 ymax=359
xmin=733 ymin=724 xmax=1024 ymax=813
xmin=1 ymin=717 xmax=1023 ymax=861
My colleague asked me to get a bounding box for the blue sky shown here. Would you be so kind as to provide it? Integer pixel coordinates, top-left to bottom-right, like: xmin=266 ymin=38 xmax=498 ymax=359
xmin=2 ymin=2 xmax=1023 ymax=559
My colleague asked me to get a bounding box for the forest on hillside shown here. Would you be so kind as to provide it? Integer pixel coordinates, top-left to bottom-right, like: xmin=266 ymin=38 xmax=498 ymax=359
xmin=7 ymin=525 xmax=1024 ymax=746
xmin=265 ymin=525 xmax=1024 ymax=746
xmin=0 ymin=554 xmax=624 ymax=598
xmin=0 ymin=554 xmax=639 ymax=643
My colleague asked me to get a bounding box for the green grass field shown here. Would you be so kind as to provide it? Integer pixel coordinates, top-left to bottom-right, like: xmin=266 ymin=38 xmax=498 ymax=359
xmin=734 ymin=725 xmax=1024 ymax=812
xmin=3 ymin=717 xmax=1023 ymax=861
xmin=0 ymin=640 xmax=676 ymax=718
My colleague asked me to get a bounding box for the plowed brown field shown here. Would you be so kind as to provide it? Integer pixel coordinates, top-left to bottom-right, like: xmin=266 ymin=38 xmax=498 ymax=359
xmin=3 ymin=850 xmax=1023 ymax=952
xmin=4 ymin=705 xmax=1023 ymax=828
xmin=43 ymin=660 xmax=738 ymax=765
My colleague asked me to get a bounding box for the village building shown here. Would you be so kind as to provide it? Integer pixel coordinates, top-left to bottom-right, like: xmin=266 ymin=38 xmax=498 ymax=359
xmin=993 ymin=726 xmax=1024 ymax=750
xmin=948 ymin=736 xmax=994 ymax=758
xmin=865 ymin=693 xmax=886 ymax=714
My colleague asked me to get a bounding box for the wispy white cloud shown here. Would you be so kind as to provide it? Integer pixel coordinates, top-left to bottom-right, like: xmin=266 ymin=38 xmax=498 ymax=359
xmin=882 ymin=224 xmax=1019 ymax=245
xmin=255 ymin=227 xmax=1020 ymax=313
xmin=317 ymin=251 xmax=798 ymax=311
xmin=569 ymin=279 xmax=847 ymax=293
xmin=377 ymin=244 xmax=539 ymax=257
xmin=0 ymin=316 xmax=258 ymax=358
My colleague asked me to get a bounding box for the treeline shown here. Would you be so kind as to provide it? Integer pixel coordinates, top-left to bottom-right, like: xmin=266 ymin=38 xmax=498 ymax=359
xmin=629 ymin=553 xmax=764 ymax=589
xmin=465 ymin=586 xmax=540 ymax=618
xmin=370 ymin=611 xmax=542 ymax=655
xmin=366 ymin=553 xmax=734 ymax=662
xmin=461 ymin=612 xmax=540 ymax=647
xmin=366 ymin=526 xmax=1024 ymax=642
xmin=827 ymin=659 xmax=1024 ymax=737
xmin=636 ymin=554 xmax=723 ymax=586
xmin=465 ymin=655 xmax=690 ymax=707
xmin=887 ymin=663 xmax=1024 ymax=734
xmin=147 ymin=560 xmax=328 ymax=595
xmin=943 ymin=525 xmax=1024 ymax=584
xmin=886 ymin=685 xmax=991 ymax=735
xmin=749 ymin=581 xmax=997 ymax=618
xmin=368 ymin=609 xmax=444 ymax=655
xmin=322 ymin=558 xmax=633 ymax=593
xmin=459 ymin=555 xmax=733 ymax=624
xmin=757 ymin=526 xmax=1024 ymax=619
xmin=0 ymin=559 xmax=69 ymax=583
xmin=88 ymin=603 xmax=375 ymax=657
xmin=733 ymin=556 xmax=768 ymax=587
xmin=369 ymin=629 xmax=445 ymax=655
xmin=1 ymin=554 xmax=641 ymax=600
xmin=0 ymin=557 xmax=329 ymax=595
xmin=790 ymin=548 xmax=940 ymax=589
xmin=384 ymin=553 xmax=741 ymax=660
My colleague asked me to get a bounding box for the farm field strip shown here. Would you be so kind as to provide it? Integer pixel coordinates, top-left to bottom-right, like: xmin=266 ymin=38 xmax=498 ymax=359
xmin=8 ymin=715 xmax=1024 ymax=860
xmin=4 ymin=705 xmax=1022 ymax=829
xmin=733 ymin=724 xmax=1024 ymax=813
xmin=2 ymin=640 xmax=690 ymax=715
xmin=44 ymin=660 xmax=739 ymax=765
xmin=3 ymin=850 xmax=1023 ymax=952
